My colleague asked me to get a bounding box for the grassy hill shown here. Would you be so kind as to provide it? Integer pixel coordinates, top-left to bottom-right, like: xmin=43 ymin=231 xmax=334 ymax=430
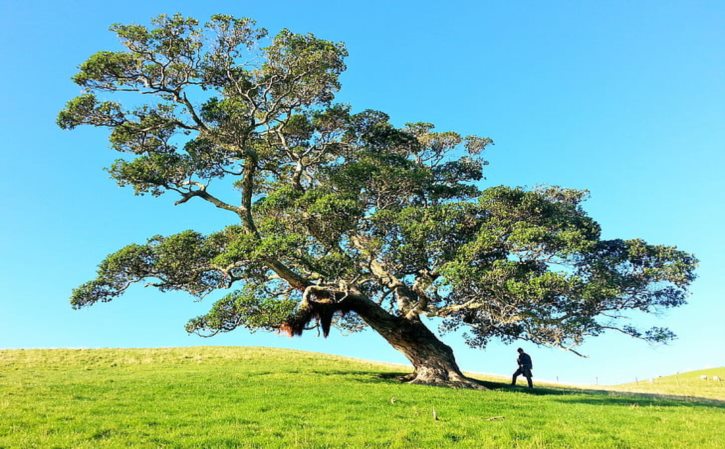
xmin=0 ymin=347 xmax=722 ymax=449
xmin=610 ymin=367 xmax=725 ymax=400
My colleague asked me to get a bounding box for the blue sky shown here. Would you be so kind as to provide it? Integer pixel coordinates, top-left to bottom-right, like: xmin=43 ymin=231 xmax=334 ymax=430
xmin=1 ymin=0 xmax=723 ymax=385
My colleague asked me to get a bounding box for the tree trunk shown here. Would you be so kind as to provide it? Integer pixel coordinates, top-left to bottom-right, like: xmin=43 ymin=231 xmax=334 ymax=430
xmin=348 ymin=293 xmax=484 ymax=389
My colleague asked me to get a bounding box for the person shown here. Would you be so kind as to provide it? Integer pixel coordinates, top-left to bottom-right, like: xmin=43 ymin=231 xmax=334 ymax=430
xmin=512 ymin=347 xmax=533 ymax=388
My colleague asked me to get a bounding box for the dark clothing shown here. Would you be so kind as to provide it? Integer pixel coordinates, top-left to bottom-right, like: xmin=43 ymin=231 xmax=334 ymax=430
xmin=517 ymin=353 xmax=533 ymax=370
xmin=512 ymin=367 xmax=533 ymax=388
xmin=512 ymin=351 xmax=534 ymax=388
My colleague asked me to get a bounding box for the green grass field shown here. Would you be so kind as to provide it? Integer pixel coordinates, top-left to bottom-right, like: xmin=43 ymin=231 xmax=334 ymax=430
xmin=610 ymin=367 xmax=725 ymax=400
xmin=1 ymin=347 xmax=723 ymax=449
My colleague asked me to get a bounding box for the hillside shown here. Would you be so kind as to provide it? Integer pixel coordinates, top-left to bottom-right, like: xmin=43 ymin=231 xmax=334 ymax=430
xmin=0 ymin=347 xmax=722 ymax=449
xmin=611 ymin=367 xmax=725 ymax=400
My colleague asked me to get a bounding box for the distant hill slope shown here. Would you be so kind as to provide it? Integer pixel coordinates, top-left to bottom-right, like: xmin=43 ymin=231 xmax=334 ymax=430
xmin=0 ymin=347 xmax=723 ymax=449
xmin=611 ymin=367 xmax=725 ymax=400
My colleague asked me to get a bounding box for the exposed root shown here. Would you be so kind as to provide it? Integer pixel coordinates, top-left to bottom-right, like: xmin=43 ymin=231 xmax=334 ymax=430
xmin=397 ymin=372 xmax=417 ymax=382
xmin=406 ymin=372 xmax=487 ymax=390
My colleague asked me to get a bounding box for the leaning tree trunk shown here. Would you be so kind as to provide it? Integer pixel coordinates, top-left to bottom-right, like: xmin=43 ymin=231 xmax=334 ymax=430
xmin=348 ymin=293 xmax=484 ymax=389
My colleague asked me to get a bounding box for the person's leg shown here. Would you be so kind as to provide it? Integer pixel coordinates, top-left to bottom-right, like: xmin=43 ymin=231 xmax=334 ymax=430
xmin=524 ymin=368 xmax=533 ymax=388
xmin=512 ymin=368 xmax=522 ymax=385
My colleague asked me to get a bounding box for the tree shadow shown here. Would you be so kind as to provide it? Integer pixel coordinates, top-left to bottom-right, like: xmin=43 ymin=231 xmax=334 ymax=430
xmin=488 ymin=382 xmax=724 ymax=409
xmin=309 ymin=369 xmax=401 ymax=378
xmin=548 ymin=389 xmax=725 ymax=409
xmin=477 ymin=378 xmax=725 ymax=408
xmin=360 ymin=371 xmax=725 ymax=409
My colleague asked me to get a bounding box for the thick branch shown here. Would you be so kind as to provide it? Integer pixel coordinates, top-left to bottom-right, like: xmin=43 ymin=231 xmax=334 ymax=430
xmin=350 ymin=236 xmax=418 ymax=315
xmin=264 ymin=259 xmax=310 ymax=290
xmin=435 ymin=299 xmax=486 ymax=317
xmin=240 ymin=157 xmax=259 ymax=233
xmin=180 ymin=92 xmax=209 ymax=131
xmin=237 ymin=153 xmax=310 ymax=290
xmin=173 ymin=184 xmax=244 ymax=217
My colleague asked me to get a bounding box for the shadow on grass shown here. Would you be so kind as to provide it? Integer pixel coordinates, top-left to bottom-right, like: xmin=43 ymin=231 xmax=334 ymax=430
xmin=548 ymin=389 xmax=725 ymax=409
xmin=358 ymin=371 xmax=725 ymax=409
xmin=308 ymin=369 xmax=398 ymax=377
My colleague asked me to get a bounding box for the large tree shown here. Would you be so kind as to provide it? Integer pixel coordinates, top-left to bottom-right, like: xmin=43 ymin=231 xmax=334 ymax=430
xmin=59 ymin=14 xmax=697 ymax=388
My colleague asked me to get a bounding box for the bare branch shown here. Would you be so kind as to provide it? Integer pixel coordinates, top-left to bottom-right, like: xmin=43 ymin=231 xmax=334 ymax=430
xmin=173 ymin=183 xmax=244 ymax=217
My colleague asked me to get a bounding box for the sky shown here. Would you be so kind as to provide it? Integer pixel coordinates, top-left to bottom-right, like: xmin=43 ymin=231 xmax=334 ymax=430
xmin=0 ymin=0 xmax=723 ymax=385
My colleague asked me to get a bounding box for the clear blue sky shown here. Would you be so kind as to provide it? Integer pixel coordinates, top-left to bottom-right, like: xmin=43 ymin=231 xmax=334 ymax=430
xmin=1 ymin=0 xmax=723 ymax=384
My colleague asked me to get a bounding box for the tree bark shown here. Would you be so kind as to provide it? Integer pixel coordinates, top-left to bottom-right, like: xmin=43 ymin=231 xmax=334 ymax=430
xmin=347 ymin=293 xmax=484 ymax=389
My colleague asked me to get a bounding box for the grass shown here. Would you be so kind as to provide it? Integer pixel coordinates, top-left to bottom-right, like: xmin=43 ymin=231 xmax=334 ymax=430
xmin=609 ymin=367 xmax=725 ymax=400
xmin=0 ymin=346 xmax=723 ymax=449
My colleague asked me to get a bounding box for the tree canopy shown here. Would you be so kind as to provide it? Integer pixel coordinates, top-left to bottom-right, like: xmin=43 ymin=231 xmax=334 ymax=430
xmin=59 ymin=14 xmax=697 ymax=387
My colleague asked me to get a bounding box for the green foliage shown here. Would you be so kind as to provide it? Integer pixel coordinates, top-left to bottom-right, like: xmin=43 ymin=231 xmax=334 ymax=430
xmin=262 ymin=29 xmax=348 ymax=106
xmin=108 ymin=104 xmax=179 ymax=154
xmin=60 ymin=13 xmax=696 ymax=354
xmin=72 ymin=51 xmax=142 ymax=90
xmin=108 ymin=154 xmax=189 ymax=196
xmin=57 ymin=94 xmax=124 ymax=129
xmin=437 ymin=187 xmax=696 ymax=348
xmin=209 ymin=228 xmax=259 ymax=268
xmin=185 ymin=286 xmax=298 ymax=336
xmin=71 ymin=231 xmax=226 ymax=308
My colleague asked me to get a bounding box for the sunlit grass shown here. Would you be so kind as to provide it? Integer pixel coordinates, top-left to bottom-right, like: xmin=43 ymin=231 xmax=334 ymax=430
xmin=610 ymin=367 xmax=725 ymax=400
xmin=1 ymin=347 xmax=722 ymax=449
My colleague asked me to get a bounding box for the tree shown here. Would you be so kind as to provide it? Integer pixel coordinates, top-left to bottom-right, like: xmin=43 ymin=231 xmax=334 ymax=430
xmin=59 ymin=14 xmax=697 ymax=388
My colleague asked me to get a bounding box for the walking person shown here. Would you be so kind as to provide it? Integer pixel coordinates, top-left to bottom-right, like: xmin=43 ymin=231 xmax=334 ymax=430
xmin=512 ymin=347 xmax=533 ymax=388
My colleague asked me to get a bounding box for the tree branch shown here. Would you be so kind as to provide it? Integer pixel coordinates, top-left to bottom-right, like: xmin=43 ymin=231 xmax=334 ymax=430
xmin=173 ymin=183 xmax=244 ymax=217
xmin=350 ymin=235 xmax=418 ymax=316
xmin=434 ymin=299 xmax=486 ymax=317
xmin=180 ymin=92 xmax=209 ymax=131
